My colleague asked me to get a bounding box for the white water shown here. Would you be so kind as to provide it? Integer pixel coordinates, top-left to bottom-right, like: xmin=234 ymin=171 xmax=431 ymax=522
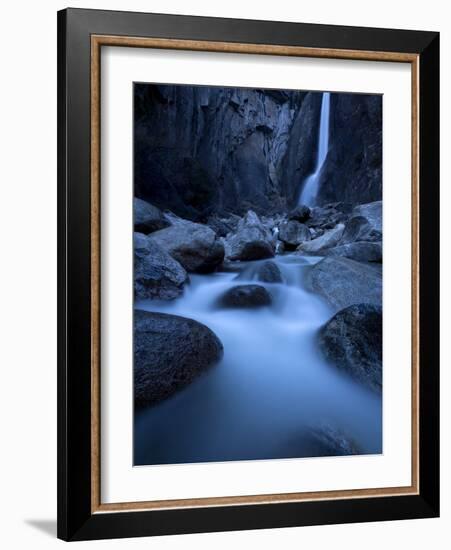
xmin=299 ymin=92 xmax=331 ymax=206
xmin=134 ymin=254 xmax=382 ymax=466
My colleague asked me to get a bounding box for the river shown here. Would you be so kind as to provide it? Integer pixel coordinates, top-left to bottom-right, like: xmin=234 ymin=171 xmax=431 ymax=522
xmin=134 ymin=254 xmax=382 ymax=465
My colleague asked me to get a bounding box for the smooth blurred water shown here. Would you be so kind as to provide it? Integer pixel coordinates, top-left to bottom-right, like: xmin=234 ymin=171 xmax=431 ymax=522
xmin=134 ymin=254 xmax=382 ymax=465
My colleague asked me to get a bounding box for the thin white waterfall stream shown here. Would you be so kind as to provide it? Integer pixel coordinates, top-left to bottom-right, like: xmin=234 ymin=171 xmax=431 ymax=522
xmin=299 ymin=92 xmax=331 ymax=206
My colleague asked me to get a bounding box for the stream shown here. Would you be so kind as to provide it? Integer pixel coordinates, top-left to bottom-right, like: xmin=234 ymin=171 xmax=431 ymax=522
xmin=134 ymin=254 xmax=382 ymax=466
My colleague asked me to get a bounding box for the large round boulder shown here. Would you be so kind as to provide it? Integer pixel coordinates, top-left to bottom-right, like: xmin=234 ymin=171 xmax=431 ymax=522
xmin=278 ymin=220 xmax=311 ymax=249
xmin=134 ymin=233 xmax=188 ymax=300
xmin=319 ymin=303 xmax=382 ymax=393
xmin=148 ymin=217 xmax=224 ymax=273
xmin=134 ymin=310 xmax=223 ymax=408
xmin=255 ymin=260 xmax=284 ymax=283
xmin=306 ymin=256 xmax=382 ymax=309
xmin=218 ymin=284 xmax=272 ymax=308
xmin=134 ymin=197 xmax=170 ymax=234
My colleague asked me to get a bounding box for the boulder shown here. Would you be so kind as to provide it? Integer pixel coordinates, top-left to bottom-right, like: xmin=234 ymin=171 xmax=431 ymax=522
xmin=218 ymin=284 xmax=272 ymax=308
xmin=134 ymin=234 xmax=188 ymax=300
xmin=306 ymin=205 xmax=349 ymax=231
xmin=134 ymin=310 xmax=223 ymax=407
xmin=319 ymin=304 xmax=382 ymax=393
xmin=297 ymin=223 xmax=345 ymax=254
xmin=340 ymin=201 xmax=382 ymax=244
xmin=256 ymin=261 xmax=284 ymax=283
xmin=134 ymin=197 xmax=170 ymax=234
xmin=234 ymin=260 xmax=283 ymax=284
xmin=325 ymin=241 xmax=382 ymax=263
xmin=353 ymin=200 xmax=382 ymax=231
xmin=206 ymin=213 xmax=240 ymax=238
xmin=224 ymin=210 xmax=275 ymax=261
xmin=288 ymin=204 xmax=311 ymax=223
xmin=278 ymin=220 xmax=311 ymax=249
xmin=306 ymin=256 xmax=382 ymax=309
xmin=134 ymin=231 xmax=152 ymax=257
xmin=148 ymin=217 xmax=224 ymax=273
xmin=340 ymin=216 xmax=382 ymax=244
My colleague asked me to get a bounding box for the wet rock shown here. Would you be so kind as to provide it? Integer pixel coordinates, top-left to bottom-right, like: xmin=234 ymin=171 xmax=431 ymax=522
xmin=134 ymin=234 xmax=188 ymax=300
xmin=326 ymin=241 xmax=382 ymax=263
xmin=256 ymin=261 xmax=284 ymax=283
xmin=340 ymin=201 xmax=382 ymax=244
xmin=319 ymin=304 xmax=382 ymax=393
xmin=353 ymin=201 xmax=382 ymax=231
xmin=278 ymin=220 xmax=311 ymax=249
xmin=149 ymin=217 xmax=225 ymax=273
xmin=304 ymin=425 xmax=361 ymax=456
xmin=218 ymin=284 xmax=272 ymax=308
xmin=224 ymin=211 xmax=275 ymax=261
xmin=275 ymin=240 xmax=286 ymax=254
xmin=234 ymin=260 xmax=283 ymax=283
xmin=306 ymin=256 xmax=382 ymax=309
xmin=297 ymin=223 xmax=345 ymax=254
xmin=279 ymin=425 xmax=361 ymax=458
xmin=288 ymin=204 xmax=311 ymax=223
xmin=134 ymin=197 xmax=170 ymax=234
xmin=134 ymin=310 xmax=223 ymax=407
xmin=135 ymin=85 xmax=381 ymax=218
xmin=206 ymin=213 xmax=240 ymax=238
xmin=306 ymin=205 xmax=349 ymax=231
xmin=134 ymin=232 xmax=152 ymax=257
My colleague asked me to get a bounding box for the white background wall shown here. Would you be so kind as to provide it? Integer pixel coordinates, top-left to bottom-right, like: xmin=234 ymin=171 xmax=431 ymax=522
xmin=0 ymin=0 xmax=448 ymax=548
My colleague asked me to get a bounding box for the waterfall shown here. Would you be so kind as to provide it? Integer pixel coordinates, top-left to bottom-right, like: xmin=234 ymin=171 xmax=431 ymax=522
xmin=299 ymin=92 xmax=331 ymax=206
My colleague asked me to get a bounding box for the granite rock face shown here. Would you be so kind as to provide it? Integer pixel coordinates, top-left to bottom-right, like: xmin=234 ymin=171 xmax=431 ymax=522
xmin=134 ymin=84 xmax=382 ymax=219
xmin=316 ymin=94 xmax=382 ymax=205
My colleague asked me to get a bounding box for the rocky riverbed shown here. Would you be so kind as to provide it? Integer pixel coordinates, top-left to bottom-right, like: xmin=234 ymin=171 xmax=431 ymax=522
xmin=133 ymin=196 xmax=383 ymax=465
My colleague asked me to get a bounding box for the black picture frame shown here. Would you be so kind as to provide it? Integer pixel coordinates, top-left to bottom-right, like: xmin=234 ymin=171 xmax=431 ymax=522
xmin=57 ymin=7 xmax=439 ymax=541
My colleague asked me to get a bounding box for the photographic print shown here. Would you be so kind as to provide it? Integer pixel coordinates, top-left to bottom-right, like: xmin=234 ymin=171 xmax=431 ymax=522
xmin=133 ymin=83 xmax=383 ymax=466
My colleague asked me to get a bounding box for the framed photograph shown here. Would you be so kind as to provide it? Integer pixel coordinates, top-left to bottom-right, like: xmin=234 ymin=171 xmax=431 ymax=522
xmin=57 ymin=8 xmax=439 ymax=541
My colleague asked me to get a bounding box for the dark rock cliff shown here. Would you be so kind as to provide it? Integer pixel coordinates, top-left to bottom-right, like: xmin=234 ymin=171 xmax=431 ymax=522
xmin=134 ymin=84 xmax=382 ymax=220
xmin=316 ymin=93 xmax=382 ymax=205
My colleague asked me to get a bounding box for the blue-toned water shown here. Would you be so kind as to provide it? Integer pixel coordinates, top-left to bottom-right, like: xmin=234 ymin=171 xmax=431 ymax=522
xmin=299 ymin=92 xmax=331 ymax=206
xmin=134 ymin=254 xmax=382 ymax=466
